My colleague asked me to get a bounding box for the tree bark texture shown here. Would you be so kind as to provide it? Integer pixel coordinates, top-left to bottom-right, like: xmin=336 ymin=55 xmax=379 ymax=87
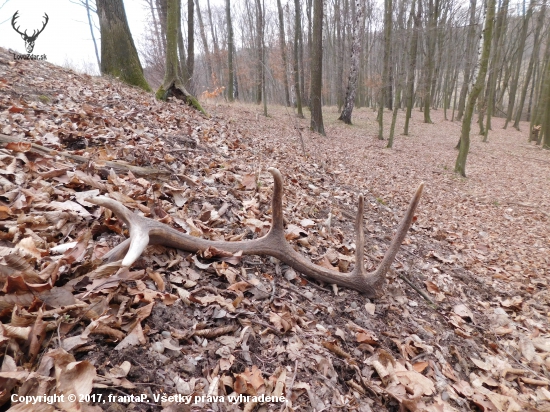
xmin=96 ymin=0 xmax=151 ymax=92
xmin=513 ymin=0 xmax=546 ymax=129
xmin=338 ymin=0 xmax=363 ymax=125
xmin=187 ymin=0 xmax=195 ymax=92
xmin=404 ymin=0 xmax=420 ymax=135
xmin=276 ymin=0 xmax=291 ymax=106
xmin=195 ymin=0 xmax=213 ymax=89
xmin=294 ymin=0 xmax=304 ymax=118
xmin=455 ymin=0 xmax=495 ymax=177
xmin=310 ymin=0 xmax=325 ymax=135
xmin=156 ymin=0 xmax=204 ymax=114
xmin=226 ymin=0 xmax=235 ymax=101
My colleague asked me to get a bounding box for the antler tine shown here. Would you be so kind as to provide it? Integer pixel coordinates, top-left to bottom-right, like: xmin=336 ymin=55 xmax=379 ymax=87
xmin=266 ymin=168 xmax=285 ymax=234
xmin=354 ymin=195 xmax=366 ymax=276
xmin=371 ymin=182 xmax=424 ymax=279
xmin=86 ymin=169 xmax=423 ymax=297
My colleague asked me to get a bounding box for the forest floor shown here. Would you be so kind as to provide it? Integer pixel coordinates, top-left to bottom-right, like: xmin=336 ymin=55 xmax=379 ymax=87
xmin=1 ymin=48 xmax=550 ymax=412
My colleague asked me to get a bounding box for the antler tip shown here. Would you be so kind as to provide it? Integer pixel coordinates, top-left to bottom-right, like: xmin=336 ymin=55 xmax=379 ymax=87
xmin=267 ymin=167 xmax=281 ymax=177
xmin=83 ymin=195 xmax=106 ymax=205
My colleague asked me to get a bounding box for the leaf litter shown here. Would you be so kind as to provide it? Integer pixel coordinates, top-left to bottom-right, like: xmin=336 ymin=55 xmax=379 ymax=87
xmin=1 ymin=47 xmax=550 ymax=411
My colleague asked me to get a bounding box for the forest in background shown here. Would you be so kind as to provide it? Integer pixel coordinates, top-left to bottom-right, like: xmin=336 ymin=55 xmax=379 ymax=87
xmin=125 ymin=0 xmax=550 ymax=143
xmin=78 ymin=0 xmax=550 ymax=153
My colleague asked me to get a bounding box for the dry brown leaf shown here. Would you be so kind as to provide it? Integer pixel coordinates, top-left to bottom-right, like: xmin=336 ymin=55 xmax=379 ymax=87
xmin=241 ymin=173 xmax=257 ymax=190
xmin=453 ymin=304 xmax=474 ymax=322
xmin=115 ymin=322 xmax=145 ymax=350
xmin=5 ymin=141 xmax=31 ymax=152
xmin=356 ymin=331 xmax=379 ymax=345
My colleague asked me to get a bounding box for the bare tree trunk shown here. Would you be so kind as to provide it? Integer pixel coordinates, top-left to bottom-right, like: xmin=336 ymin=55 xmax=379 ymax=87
xmin=226 ymin=0 xmax=235 ymax=101
xmin=542 ymin=54 xmax=550 ymax=148
xmin=147 ymin=0 xmax=164 ymax=56
xmin=423 ymin=0 xmax=439 ymax=123
xmin=503 ymin=0 xmax=533 ymax=128
xmin=294 ymin=0 xmax=304 ymax=118
xmin=156 ymin=0 xmax=168 ymax=53
xmin=310 ymin=0 xmax=325 ymax=135
xmin=456 ymin=0 xmax=478 ymax=121
xmin=96 ymin=0 xmax=151 ymax=91
xmin=187 ymin=0 xmax=195 ymax=93
xmin=455 ymin=0 xmax=495 ymax=177
xmin=262 ymin=0 xmax=267 ymax=116
xmin=255 ymin=0 xmax=263 ymax=105
xmin=404 ymin=0 xmax=420 ymax=135
xmin=335 ymin=0 xmax=344 ymax=111
xmin=207 ymin=0 xmax=222 ymax=86
xmin=276 ymin=0 xmax=291 ymax=106
xmin=156 ymin=0 xmax=204 ymax=114
xmin=84 ymin=0 xmax=101 ymax=71
xmin=482 ymin=0 xmax=508 ymax=142
xmin=532 ymin=29 xmax=550 ymax=142
xmin=513 ymin=0 xmax=546 ymax=129
xmin=338 ymin=0 xmax=363 ymax=124
xmin=378 ymin=0 xmax=392 ymax=139
xmin=177 ymin=1 xmax=188 ymax=83
xmin=195 ymin=0 xmax=212 ymax=89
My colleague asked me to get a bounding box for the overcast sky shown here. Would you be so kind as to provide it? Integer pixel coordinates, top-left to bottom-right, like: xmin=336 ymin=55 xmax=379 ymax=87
xmin=0 ymin=0 xmax=150 ymax=74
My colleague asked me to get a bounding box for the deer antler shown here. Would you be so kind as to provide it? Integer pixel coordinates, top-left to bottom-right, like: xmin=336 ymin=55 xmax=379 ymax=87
xmin=86 ymin=168 xmax=423 ymax=297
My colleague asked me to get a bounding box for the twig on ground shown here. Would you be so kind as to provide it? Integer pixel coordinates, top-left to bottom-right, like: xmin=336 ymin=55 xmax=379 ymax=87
xmin=398 ymin=273 xmax=436 ymax=306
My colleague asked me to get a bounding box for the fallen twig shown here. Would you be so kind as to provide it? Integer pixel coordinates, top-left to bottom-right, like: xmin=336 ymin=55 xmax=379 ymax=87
xmin=0 ymin=134 xmax=169 ymax=177
xmin=398 ymin=273 xmax=436 ymax=306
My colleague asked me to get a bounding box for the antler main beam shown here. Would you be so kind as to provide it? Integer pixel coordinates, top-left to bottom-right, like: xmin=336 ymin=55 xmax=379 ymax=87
xmin=87 ymin=168 xmax=423 ymax=298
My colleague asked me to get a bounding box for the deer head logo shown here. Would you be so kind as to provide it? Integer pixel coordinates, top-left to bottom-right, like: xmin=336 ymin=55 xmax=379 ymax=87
xmin=11 ymin=11 xmax=49 ymax=54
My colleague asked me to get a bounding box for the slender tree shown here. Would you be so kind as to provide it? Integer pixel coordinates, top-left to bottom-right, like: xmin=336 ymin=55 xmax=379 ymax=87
xmin=455 ymin=0 xmax=495 ymax=177
xmin=513 ymin=0 xmax=547 ymax=130
xmin=226 ymin=0 xmax=235 ymax=101
xmin=96 ymin=0 xmax=151 ymax=91
xmin=176 ymin=0 xmax=189 ymax=84
xmin=294 ymin=0 xmax=304 ymax=118
xmin=255 ymin=0 xmax=264 ymax=105
xmin=456 ymin=0 xmax=478 ymax=121
xmin=531 ymin=27 xmax=550 ymax=143
xmin=541 ymin=54 xmax=550 ymax=148
xmin=83 ymin=0 xmax=101 ymax=70
xmin=423 ymin=0 xmax=439 ymax=123
xmin=404 ymin=0 xmax=420 ymax=135
xmin=378 ymin=0 xmax=392 ymax=139
xmin=542 ymin=58 xmax=550 ymax=148
xmin=187 ymin=0 xmax=195 ymax=92
xmin=503 ymin=0 xmax=533 ymax=128
xmin=276 ymin=0 xmax=291 ymax=106
xmin=195 ymin=0 xmax=212 ymax=89
xmin=482 ymin=0 xmax=508 ymax=142
xmin=338 ymin=0 xmax=363 ymax=124
xmin=310 ymin=0 xmax=325 ymax=135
